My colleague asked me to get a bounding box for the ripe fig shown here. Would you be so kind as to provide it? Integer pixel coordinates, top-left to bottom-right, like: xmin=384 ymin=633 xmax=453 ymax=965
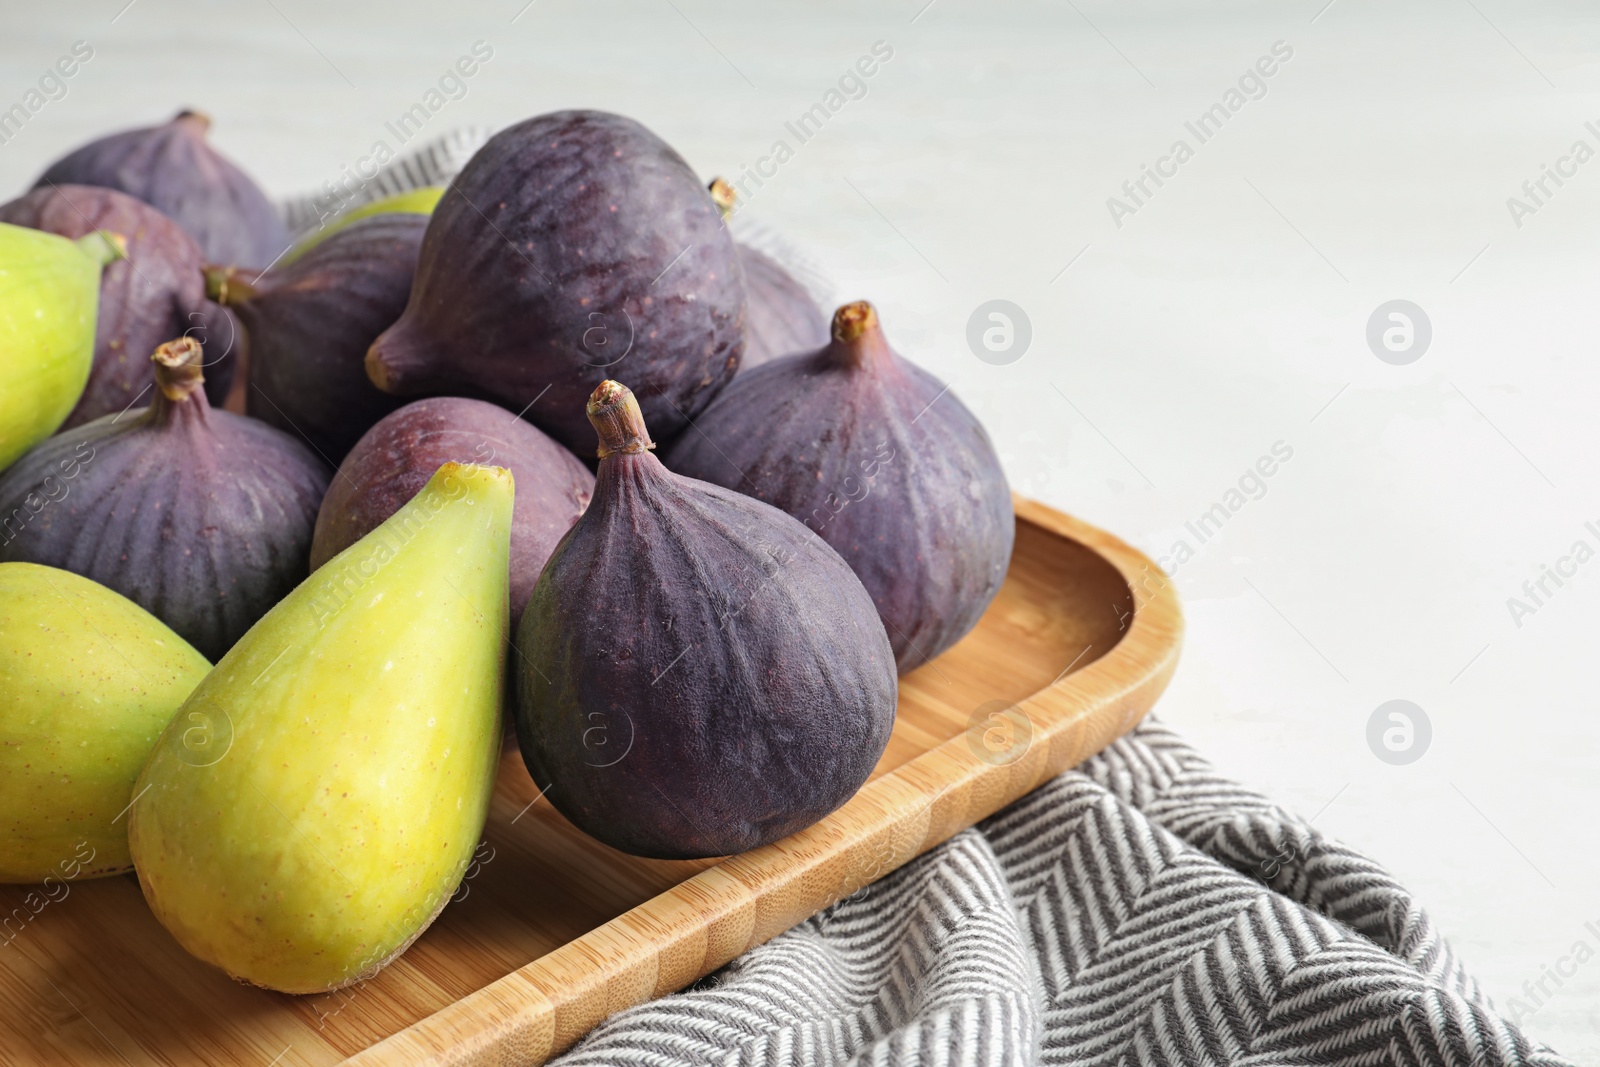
xmin=129 ymin=463 xmax=510 ymax=994
xmin=208 ymin=213 xmax=428 ymax=462
xmin=367 ymin=110 xmax=745 ymax=455
xmin=708 ymin=178 xmax=827 ymax=371
xmin=0 ymin=337 xmax=329 ymax=661
xmin=0 ymin=223 xmax=121 ymax=471
xmin=514 ymin=381 xmax=896 ymax=859
xmin=665 ymin=301 xmax=1014 ymax=673
xmin=0 ymin=563 xmax=210 ymax=883
xmin=36 ymin=110 xmax=289 ymax=269
xmin=313 ymin=397 xmax=593 ymax=630
xmin=737 ymin=244 xmax=830 ymax=370
xmin=0 ymin=184 xmax=236 ymax=427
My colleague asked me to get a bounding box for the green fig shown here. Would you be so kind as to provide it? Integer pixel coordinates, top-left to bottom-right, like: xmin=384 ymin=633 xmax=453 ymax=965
xmin=0 ymin=225 xmax=124 ymax=471
xmin=128 ymin=462 xmax=511 ymax=993
xmin=0 ymin=562 xmax=210 ymax=883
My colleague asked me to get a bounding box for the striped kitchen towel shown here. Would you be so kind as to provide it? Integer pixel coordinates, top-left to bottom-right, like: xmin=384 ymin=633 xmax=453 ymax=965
xmin=549 ymin=717 xmax=1574 ymax=1067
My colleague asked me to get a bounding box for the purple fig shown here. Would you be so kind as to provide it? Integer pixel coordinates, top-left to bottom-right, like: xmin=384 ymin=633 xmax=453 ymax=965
xmin=36 ymin=110 xmax=289 ymax=269
xmin=367 ymin=110 xmax=744 ymax=456
xmin=737 ymin=244 xmax=829 ymax=370
xmin=0 ymin=184 xmax=236 ymax=425
xmin=514 ymin=380 xmax=896 ymax=859
xmin=0 ymin=337 xmax=329 ymax=661
xmin=208 ymin=213 xmax=427 ymax=463
xmin=707 ymin=179 xmax=828 ymax=371
xmin=665 ymin=301 xmax=1014 ymax=673
xmin=312 ymin=396 xmax=593 ymax=630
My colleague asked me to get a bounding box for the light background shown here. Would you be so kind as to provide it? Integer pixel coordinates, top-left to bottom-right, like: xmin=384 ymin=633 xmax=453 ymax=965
xmin=4 ymin=0 xmax=1597 ymax=1058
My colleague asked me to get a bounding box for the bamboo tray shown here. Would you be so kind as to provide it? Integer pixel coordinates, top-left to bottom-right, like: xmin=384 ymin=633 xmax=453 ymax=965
xmin=0 ymin=496 xmax=1182 ymax=1065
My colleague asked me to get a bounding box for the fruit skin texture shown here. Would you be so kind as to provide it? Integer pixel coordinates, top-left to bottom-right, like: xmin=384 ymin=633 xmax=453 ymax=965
xmin=36 ymin=110 xmax=289 ymax=269
xmin=0 ymin=338 xmax=329 ymax=662
xmin=367 ymin=110 xmax=745 ymax=456
xmin=0 ymin=563 xmax=209 ymax=883
xmin=0 ymin=184 xmax=236 ymax=426
xmin=665 ymin=302 xmax=1014 ymax=673
xmin=128 ymin=463 xmax=511 ymax=994
xmin=0 ymin=223 xmax=114 ymax=472
xmin=212 ymin=213 xmax=427 ymax=462
xmin=313 ymin=397 xmax=593 ymax=629
xmin=514 ymin=381 xmax=896 ymax=860
xmin=190 ymin=298 xmax=247 ymax=412
xmin=737 ymin=244 xmax=828 ymax=371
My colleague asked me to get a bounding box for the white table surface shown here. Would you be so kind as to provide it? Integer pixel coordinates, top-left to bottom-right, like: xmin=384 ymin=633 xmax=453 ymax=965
xmin=4 ymin=0 xmax=1597 ymax=1058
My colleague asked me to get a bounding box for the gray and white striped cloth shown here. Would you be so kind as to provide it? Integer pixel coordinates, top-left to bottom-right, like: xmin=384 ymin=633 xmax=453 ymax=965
xmin=550 ymin=718 xmax=1574 ymax=1067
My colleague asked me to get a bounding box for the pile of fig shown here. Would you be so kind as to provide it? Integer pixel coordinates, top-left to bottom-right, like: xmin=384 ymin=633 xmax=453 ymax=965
xmin=0 ymin=106 xmax=1015 ymax=995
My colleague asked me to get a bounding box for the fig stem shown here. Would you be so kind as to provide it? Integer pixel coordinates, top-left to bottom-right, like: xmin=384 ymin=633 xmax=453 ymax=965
xmin=151 ymin=337 xmax=207 ymax=402
xmin=204 ymin=265 xmax=258 ymax=305
xmin=826 ymin=301 xmax=892 ymax=371
xmin=174 ymin=109 xmax=213 ymax=135
xmin=75 ymin=230 xmax=127 ymax=268
xmin=587 ymin=381 xmax=655 ymax=458
xmin=707 ymin=178 xmax=736 ymax=221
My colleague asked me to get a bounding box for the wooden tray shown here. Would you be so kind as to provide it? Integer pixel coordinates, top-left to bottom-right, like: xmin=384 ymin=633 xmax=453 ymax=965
xmin=0 ymin=497 xmax=1182 ymax=1066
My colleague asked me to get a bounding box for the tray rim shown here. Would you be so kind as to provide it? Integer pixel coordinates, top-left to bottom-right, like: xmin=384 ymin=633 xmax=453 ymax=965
xmin=342 ymin=495 xmax=1183 ymax=1066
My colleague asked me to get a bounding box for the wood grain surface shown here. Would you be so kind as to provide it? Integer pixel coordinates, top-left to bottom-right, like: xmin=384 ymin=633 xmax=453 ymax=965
xmin=0 ymin=497 xmax=1181 ymax=1066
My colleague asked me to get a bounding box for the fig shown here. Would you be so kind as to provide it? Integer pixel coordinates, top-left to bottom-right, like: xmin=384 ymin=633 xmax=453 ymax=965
xmin=129 ymin=463 xmax=510 ymax=994
xmin=36 ymin=110 xmax=289 ymax=269
xmin=313 ymin=397 xmax=592 ymax=630
xmin=367 ymin=110 xmax=745 ymax=456
xmin=281 ymin=185 xmax=443 ymax=265
xmin=514 ymin=381 xmax=896 ymax=859
xmin=207 ymin=212 xmax=428 ymax=462
xmin=0 ymin=223 xmax=122 ymax=471
xmin=0 ymin=184 xmax=236 ymax=427
xmin=736 ymin=244 xmax=830 ymax=370
xmin=665 ymin=301 xmax=1014 ymax=673
xmin=0 ymin=562 xmax=210 ymax=883
xmin=0 ymin=337 xmax=329 ymax=661
xmin=708 ymin=178 xmax=827 ymax=371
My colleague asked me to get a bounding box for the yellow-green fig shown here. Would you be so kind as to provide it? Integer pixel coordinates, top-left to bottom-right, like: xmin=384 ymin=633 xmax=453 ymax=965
xmin=128 ymin=463 xmax=511 ymax=993
xmin=0 ymin=562 xmax=209 ymax=883
xmin=0 ymin=224 xmax=123 ymax=470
